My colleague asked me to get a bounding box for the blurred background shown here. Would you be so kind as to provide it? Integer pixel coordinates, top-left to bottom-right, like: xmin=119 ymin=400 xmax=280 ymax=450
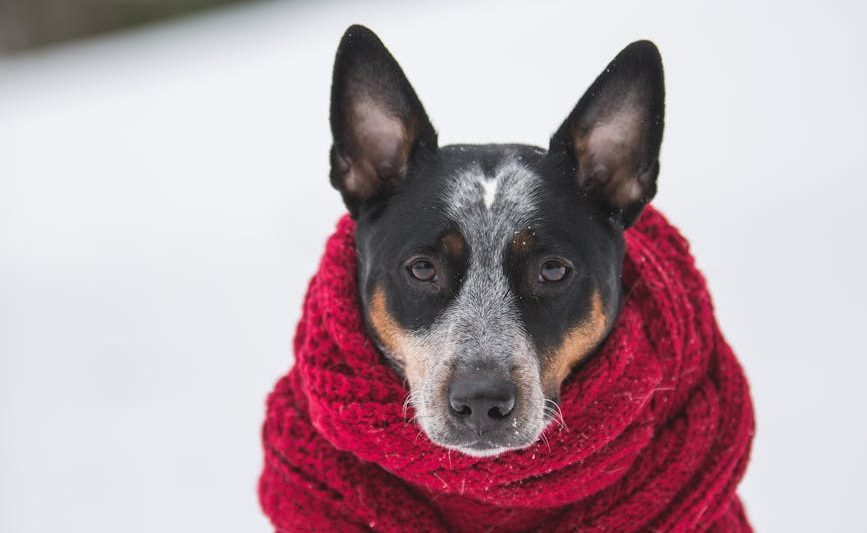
xmin=1 ymin=0 xmax=865 ymax=531
xmin=0 ymin=0 xmax=254 ymax=52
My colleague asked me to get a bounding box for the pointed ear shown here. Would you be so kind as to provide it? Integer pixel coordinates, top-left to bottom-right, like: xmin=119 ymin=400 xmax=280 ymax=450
xmin=329 ymin=25 xmax=437 ymax=217
xmin=550 ymin=40 xmax=665 ymax=227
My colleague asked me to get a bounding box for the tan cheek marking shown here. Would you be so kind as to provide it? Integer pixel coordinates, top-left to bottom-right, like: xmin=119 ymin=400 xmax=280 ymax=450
xmin=368 ymin=288 xmax=429 ymax=389
xmin=542 ymin=290 xmax=608 ymax=397
xmin=440 ymin=230 xmax=465 ymax=256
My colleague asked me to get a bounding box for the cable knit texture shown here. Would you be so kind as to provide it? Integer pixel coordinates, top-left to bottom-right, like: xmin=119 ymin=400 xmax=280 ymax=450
xmin=259 ymin=206 xmax=755 ymax=532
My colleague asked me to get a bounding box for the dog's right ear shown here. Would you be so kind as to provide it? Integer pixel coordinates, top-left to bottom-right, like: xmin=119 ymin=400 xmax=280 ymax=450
xmin=329 ymin=25 xmax=438 ymax=217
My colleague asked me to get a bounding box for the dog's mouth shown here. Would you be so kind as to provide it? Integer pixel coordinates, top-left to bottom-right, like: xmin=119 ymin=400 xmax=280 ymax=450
xmin=423 ymin=412 xmax=551 ymax=457
xmin=450 ymin=440 xmax=517 ymax=458
xmin=457 ymin=430 xmax=547 ymax=455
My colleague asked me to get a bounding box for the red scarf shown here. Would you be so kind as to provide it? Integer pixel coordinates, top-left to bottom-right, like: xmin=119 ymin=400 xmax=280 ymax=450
xmin=259 ymin=206 xmax=754 ymax=532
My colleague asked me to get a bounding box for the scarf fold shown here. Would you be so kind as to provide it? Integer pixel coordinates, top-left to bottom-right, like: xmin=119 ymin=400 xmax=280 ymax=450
xmin=259 ymin=206 xmax=754 ymax=532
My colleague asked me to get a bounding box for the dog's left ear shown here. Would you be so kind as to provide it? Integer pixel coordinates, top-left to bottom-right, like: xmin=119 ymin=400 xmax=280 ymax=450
xmin=550 ymin=41 xmax=665 ymax=228
xmin=329 ymin=25 xmax=438 ymax=217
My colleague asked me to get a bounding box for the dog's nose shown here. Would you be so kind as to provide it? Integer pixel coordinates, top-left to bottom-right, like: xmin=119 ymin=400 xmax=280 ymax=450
xmin=448 ymin=372 xmax=516 ymax=432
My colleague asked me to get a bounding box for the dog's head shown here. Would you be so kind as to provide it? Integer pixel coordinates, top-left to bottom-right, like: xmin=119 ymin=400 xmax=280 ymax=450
xmin=328 ymin=25 xmax=664 ymax=457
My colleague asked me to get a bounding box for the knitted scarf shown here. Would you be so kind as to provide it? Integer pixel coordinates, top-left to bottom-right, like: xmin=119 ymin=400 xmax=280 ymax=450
xmin=259 ymin=206 xmax=755 ymax=532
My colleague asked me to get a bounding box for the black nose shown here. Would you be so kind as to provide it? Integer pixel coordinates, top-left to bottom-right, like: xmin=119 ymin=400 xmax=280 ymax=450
xmin=448 ymin=372 xmax=517 ymax=432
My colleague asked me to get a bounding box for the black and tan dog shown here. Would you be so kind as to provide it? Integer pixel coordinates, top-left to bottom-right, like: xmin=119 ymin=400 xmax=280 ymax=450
xmin=329 ymin=25 xmax=664 ymax=457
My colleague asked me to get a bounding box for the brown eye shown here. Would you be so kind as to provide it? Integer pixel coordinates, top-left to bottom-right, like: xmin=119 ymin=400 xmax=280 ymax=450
xmin=408 ymin=259 xmax=437 ymax=282
xmin=539 ymin=260 xmax=568 ymax=282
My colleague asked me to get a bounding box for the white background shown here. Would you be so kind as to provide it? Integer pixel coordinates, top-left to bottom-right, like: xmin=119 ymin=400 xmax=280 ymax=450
xmin=1 ymin=0 xmax=865 ymax=531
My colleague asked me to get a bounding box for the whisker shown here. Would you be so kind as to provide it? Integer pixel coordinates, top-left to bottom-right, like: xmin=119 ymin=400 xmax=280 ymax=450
xmin=544 ymin=398 xmax=568 ymax=431
xmin=542 ymin=407 xmax=565 ymax=431
xmin=539 ymin=430 xmax=551 ymax=453
xmin=402 ymin=393 xmax=414 ymax=421
xmin=542 ymin=408 xmax=558 ymax=424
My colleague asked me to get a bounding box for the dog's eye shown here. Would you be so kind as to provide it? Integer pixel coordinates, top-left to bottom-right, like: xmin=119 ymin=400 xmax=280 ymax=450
xmin=408 ymin=259 xmax=437 ymax=282
xmin=539 ymin=260 xmax=568 ymax=283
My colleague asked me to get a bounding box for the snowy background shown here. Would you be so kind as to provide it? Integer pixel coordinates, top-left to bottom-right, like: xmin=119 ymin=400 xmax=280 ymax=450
xmin=1 ymin=0 xmax=865 ymax=531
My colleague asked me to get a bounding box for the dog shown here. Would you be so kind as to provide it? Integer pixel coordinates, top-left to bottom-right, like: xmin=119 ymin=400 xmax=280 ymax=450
xmin=328 ymin=25 xmax=664 ymax=458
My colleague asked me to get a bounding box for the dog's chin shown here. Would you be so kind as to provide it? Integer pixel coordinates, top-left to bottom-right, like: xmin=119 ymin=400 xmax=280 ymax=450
xmin=441 ymin=441 xmax=528 ymax=458
xmin=422 ymin=423 xmax=547 ymax=458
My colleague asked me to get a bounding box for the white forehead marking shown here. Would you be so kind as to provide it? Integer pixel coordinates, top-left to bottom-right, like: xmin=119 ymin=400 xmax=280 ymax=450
xmin=444 ymin=156 xmax=540 ymax=225
xmin=480 ymin=177 xmax=499 ymax=210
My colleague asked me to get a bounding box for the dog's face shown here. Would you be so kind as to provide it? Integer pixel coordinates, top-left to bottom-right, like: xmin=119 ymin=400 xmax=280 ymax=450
xmin=328 ymin=26 xmax=664 ymax=457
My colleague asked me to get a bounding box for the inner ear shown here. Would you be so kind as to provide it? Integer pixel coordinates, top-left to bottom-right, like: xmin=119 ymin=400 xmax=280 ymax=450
xmin=329 ymin=25 xmax=437 ymax=216
xmin=341 ymin=99 xmax=416 ymax=199
xmin=574 ymin=98 xmax=658 ymax=210
xmin=551 ymin=40 xmax=665 ymax=227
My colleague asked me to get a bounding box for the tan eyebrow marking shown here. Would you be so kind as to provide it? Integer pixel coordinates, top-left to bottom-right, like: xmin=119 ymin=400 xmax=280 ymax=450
xmin=511 ymin=228 xmax=536 ymax=255
xmin=440 ymin=230 xmax=465 ymax=257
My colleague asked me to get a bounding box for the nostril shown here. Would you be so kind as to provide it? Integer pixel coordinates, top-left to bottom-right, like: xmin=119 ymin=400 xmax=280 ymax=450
xmin=453 ymin=404 xmax=472 ymax=418
xmin=487 ymin=393 xmax=516 ymax=420
xmin=488 ymin=406 xmax=508 ymax=420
